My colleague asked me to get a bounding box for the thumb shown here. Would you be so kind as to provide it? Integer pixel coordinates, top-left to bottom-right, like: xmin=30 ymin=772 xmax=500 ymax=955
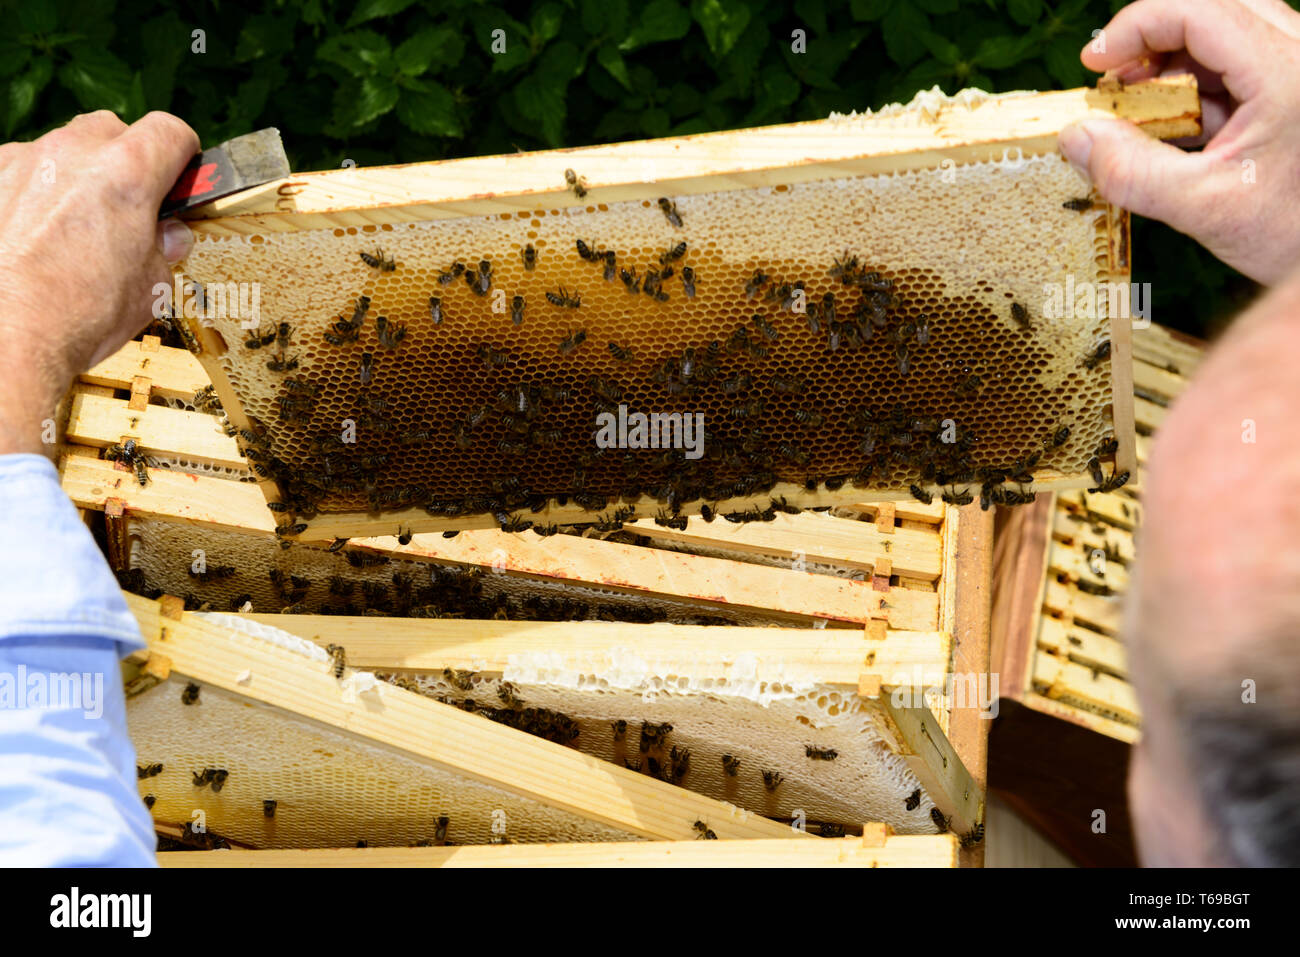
xmin=1059 ymin=118 xmax=1209 ymax=233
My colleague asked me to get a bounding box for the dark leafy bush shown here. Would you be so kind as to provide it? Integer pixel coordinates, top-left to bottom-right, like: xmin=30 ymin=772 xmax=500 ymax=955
xmin=0 ymin=0 xmax=1272 ymax=338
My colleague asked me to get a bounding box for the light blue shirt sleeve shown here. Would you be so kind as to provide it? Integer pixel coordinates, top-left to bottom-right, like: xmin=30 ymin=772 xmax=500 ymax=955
xmin=0 ymin=454 xmax=157 ymax=866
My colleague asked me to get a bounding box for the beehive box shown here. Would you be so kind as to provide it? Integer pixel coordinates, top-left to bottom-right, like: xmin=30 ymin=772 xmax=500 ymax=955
xmin=166 ymin=78 xmax=1198 ymax=542
xmin=988 ymin=321 xmax=1204 ymax=866
xmin=66 ymin=338 xmax=989 ymax=863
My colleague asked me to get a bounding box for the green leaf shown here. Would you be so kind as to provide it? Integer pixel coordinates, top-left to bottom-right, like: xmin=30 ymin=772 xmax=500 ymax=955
xmin=724 ymin=17 xmax=768 ymax=94
xmin=235 ymin=14 xmax=297 ymax=63
xmin=477 ymin=17 xmax=532 ymax=73
xmin=17 ymin=4 xmax=57 ymax=34
xmin=922 ymin=31 xmax=960 ymax=65
xmin=619 ymin=0 xmax=691 ymax=52
xmin=0 ymin=37 xmax=32 ymax=80
xmin=596 ymin=43 xmax=633 ymax=90
xmin=531 ymin=3 xmax=566 ymax=44
xmin=1044 ymin=35 xmax=1086 ymax=88
xmin=914 ymin=0 xmax=958 ymax=12
xmin=972 ymin=34 xmax=1035 ymax=69
xmin=395 ymin=27 xmax=464 ymax=76
xmin=691 ymin=0 xmax=750 ymax=58
xmin=396 ymin=81 xmax=462 ymax=137
xmin=140 ymin=13 xmax=187 ymax=111
xmin=849 ymin=0 xmax=893 ymax=21
xmin=639 ymin=106 xmax=671 ymax=137
xmin=346 ymin=0 xmax=419 ymax=29
xmin=513 ymin=72 xmax=566 ymax=145
xmin=882 ymin=4 xmax=929 ymax=67
xmin=581 ymin=0 xmax=629 ymax=36
xmin=4 ymin=57 xmax=53 ymax=137
xmin=539 ymin=40 xmax=584 ymax=84
xmin=793 ymin=0 xmax=827 ymax=35
xmin=1007 ymin=0 xmax=1044 ymax=26
xmin=333 ymin=73 xmax=400 ymax=129
xmin=317 ymin=31 xmax=393 ymax=78
xmin=124 ymin=71 xmax=147 ymax=122
xmin=57 ymin=44 xmax=133 ymax=114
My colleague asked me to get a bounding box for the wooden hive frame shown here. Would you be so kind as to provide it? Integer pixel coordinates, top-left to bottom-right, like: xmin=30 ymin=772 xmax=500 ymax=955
xmin=164 ymin=77 xmax=1198 ymax=541
xmin=988 ymin=321 xmax=1204 ymax=866
xmin=66 ymin=336 xmax=994 ymax=863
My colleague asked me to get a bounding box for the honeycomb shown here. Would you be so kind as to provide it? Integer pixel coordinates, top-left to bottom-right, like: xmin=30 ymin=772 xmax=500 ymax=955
xmin=181 ymin=149 xmax=1121 ymax=531
xmin=129 ymin=674 xmax=641 ymax=848
xmin=119 ymin=517 xmax=775 ymax=626
xmin=390 ymin=671 xmax=942 ymax=835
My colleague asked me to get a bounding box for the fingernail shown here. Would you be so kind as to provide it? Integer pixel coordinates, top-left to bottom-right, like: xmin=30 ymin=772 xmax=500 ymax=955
xmin=160 ymin=218 xmax=193 ymax=263
xmin=1058 ymin=122 xmax=1095 ymax=173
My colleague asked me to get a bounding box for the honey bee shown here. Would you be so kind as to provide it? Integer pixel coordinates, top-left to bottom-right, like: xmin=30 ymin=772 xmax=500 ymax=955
xmin=960 ymin=822 xmax=986 ymax=848
xmin=700 ymin=504 xmax=715 ymax=523
xmin=359 ymin=351 xmax=374 ymax=385
xmin=522 ymin=244 xmax=537 ymax=270
xmin=266 ymin=354 xmax=299 ymax=372
xmin=376 ymin=315 xmax=407 ymax=350
xmin=475 ymin=344 xmax=512 ymax=368
xmin=769 ymin=373 xmax=805 ymax=394
xmin=1045 ymin=425 xmax=1071 ymax=448
xmin=1011 ymin=302 xmax=1031 ymax=329
xmin=360 ymin=247 xmax=396 ymax=271
xmin=953 ymin=373 xmax=982 ymax=398
xmin=558 ymin=329 xmax=587 ymax=354
xmin=437 ymin=262 xmax=465 ymax=284
xmin=1095 ymin=435 xmax=1119 ymax=457
xmin=905 ymin=788 xmax=921 ymax=811
xmin=657 ymin=197 xmax=683 ymax=227
xmin=792 ymin=408 xmax=824 ymax=426
xmin=434 ymin=815 xmax=450 ymax=845
xmin=762 ymin=770 xmax=784 ymax=792
xmin=611 ymin=719 xmax=627 ymax=740
xmin=325 ymin=644 xmax=347 ymax=678
xmin=744 ymin=269 xmax=770 ymax=299
xmin=443 ymin=668 xmax=474 ymax=691
xmin=692 ymin=820 xmax=718 ymax=840
xmin=575 ymin=238 xmax=598 ymax=261
xmin=181 ymin=682 xmax=200 ymax=705
xmin=137 ymin=762 xmax=163 ymax=778
xmin=263 ymin=799 xmax=277 ymax=819
xmin=467 ymin=266 xmax=492 ymax=296
xmin=915 ymin=315 xmax=931 ymax=344
xmin=829 ymin=251 xmax=859 ymax=282
xmin=909 ymin=484 xmax=934 ymax=505
xmin=620 ymin=267 xmax=640 ymax=294
xmin=564 ymin=168 xmax=588 ymax=198
xmin=721 ymin=754 xmax=741 ymax=776
xmin=752 ymin=314 xmax=780 ymax=342
xmin=143 ymin=795 xmax=156 ymax=809
xmin=602 ymin=249 xmax=617 ymax=281
xmin=210 ymin=769 xmax=229 ymax=793
xmin=244 ymin=325 xmax=278 ymax=349
xmin=660 ymin=241 xmax=687 ymax=263
xmin=1063 ymin=197 xmax=1095 ymax=211
xmin=1081 ymin=340 xmax=1112 ymax=369
xmin=805 ymin=745 xmax=838 ymax=760
xmin=607 ymin=342 xmax=634 ymax=362
xmin=396 ymin=526 xmax=413 ymax=546
xmin=680 ymin=265 xmax=696 ymax=298
xmin=941 ymin=486 xmax=974 ymax=506
xmin=930 ymin=807 xmax=950 ymax=833
xmin=546 ymin=286 xmax=582 ymax=308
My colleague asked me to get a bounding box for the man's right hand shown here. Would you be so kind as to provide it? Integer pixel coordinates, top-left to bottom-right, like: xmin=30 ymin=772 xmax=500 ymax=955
xmin=1059 ymin=0 xmax=1300 ymax=285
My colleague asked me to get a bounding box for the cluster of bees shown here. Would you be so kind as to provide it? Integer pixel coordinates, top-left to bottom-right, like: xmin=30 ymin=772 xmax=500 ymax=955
xmin=224 ymin=180 xmax=1120 ymax=535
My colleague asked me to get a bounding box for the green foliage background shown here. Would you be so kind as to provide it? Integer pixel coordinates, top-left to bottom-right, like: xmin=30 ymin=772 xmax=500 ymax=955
xmin=0 ymin=0 xmax=1270 ymax=338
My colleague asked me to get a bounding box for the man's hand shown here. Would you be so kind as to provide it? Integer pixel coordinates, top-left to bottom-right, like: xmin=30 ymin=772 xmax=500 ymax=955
xmin=1058 ymin=0 xmax=1300 ymax=285
xmin=0 ymin=111 xmax=198 ymax=455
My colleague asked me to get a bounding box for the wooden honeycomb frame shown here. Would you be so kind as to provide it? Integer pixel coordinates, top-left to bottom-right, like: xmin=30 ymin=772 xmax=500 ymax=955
xmin=991 ymin=322 xmax=1206 ymax=743
xmin=169 ymin=77 xmax=1199 ymax=542
xmin=64 ymin=336 xmax=993 ymax=862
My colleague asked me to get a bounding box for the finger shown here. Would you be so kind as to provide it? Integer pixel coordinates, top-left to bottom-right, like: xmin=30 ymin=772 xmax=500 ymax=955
xmin=103 ymin=111 xmax=200 ymax=211
xmin=1160 ymin=51 xmax=1228 ymax=93
xmin=1058 ymin=118 xmax=1212 ymax=234
xmin=1082 ymin=0 xmax=1269 ymax=97
xmin=87 ymin=256 xmax=176 ymax=369
xmin=59 ymin=110 xmax=129 ymax=143
xmin=1234 ymin=0 xmax=1300 ymax=40
xmin=157 ymin=218 xmax=193 ymax=264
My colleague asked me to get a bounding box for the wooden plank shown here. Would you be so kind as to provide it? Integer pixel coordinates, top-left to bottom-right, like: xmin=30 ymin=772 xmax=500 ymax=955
xmin=1038 ymin=616 xmax=1128 ymax=678
xmin=121 ymin=592 xmax=802 ymax=843
xmin=1131 ymin=322 xmax=1205 ymax=378
xmin=1018 ymin=691 xmax=1140 ymax=745
xmin=989 ymin=496 xmax=1055 ymax=701
xmin=63 ymin=457 xmax=938 ymax=629
xmin=1046 ymin=539 xmax=1131 ymax=593
xmin=1058 ymin=489 xmax=1141 ymax=531
xmin=844 ymin=500 xmax=945 ymax=524
xmin=66 ymin=392 xmax=245 ymax=469
xmin=1132 ymin=358 xmax=1187 ymax=405
xmin=240 ymin=615 xmax=951 ymax=691
xmin=877 ymin=693 xmax=983 ymax=838
xmin=1032 ymin=652 xmax=1140 ymax=725
xmin=1051 ymin=509 xmax=1136 ymax=564
xmin=188 ymin=78 xmax=1199 ymax=232
xmin=157 ymin=834 xmax=959 ymax=868
xmin=1041 ymin=579 xmax=1122 ymax=636
xmin=1133 ymin=394 xmax=1167 ymax=433
xmin=627 ymin=509 xmax=943 ymax=580
xmin=81 ymin=339 xmax=210 ymax=400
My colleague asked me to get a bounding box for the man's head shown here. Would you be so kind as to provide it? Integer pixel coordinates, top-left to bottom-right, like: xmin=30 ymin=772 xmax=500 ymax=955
xmin=1128 ymin=271 xmax=1300 ymax=866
